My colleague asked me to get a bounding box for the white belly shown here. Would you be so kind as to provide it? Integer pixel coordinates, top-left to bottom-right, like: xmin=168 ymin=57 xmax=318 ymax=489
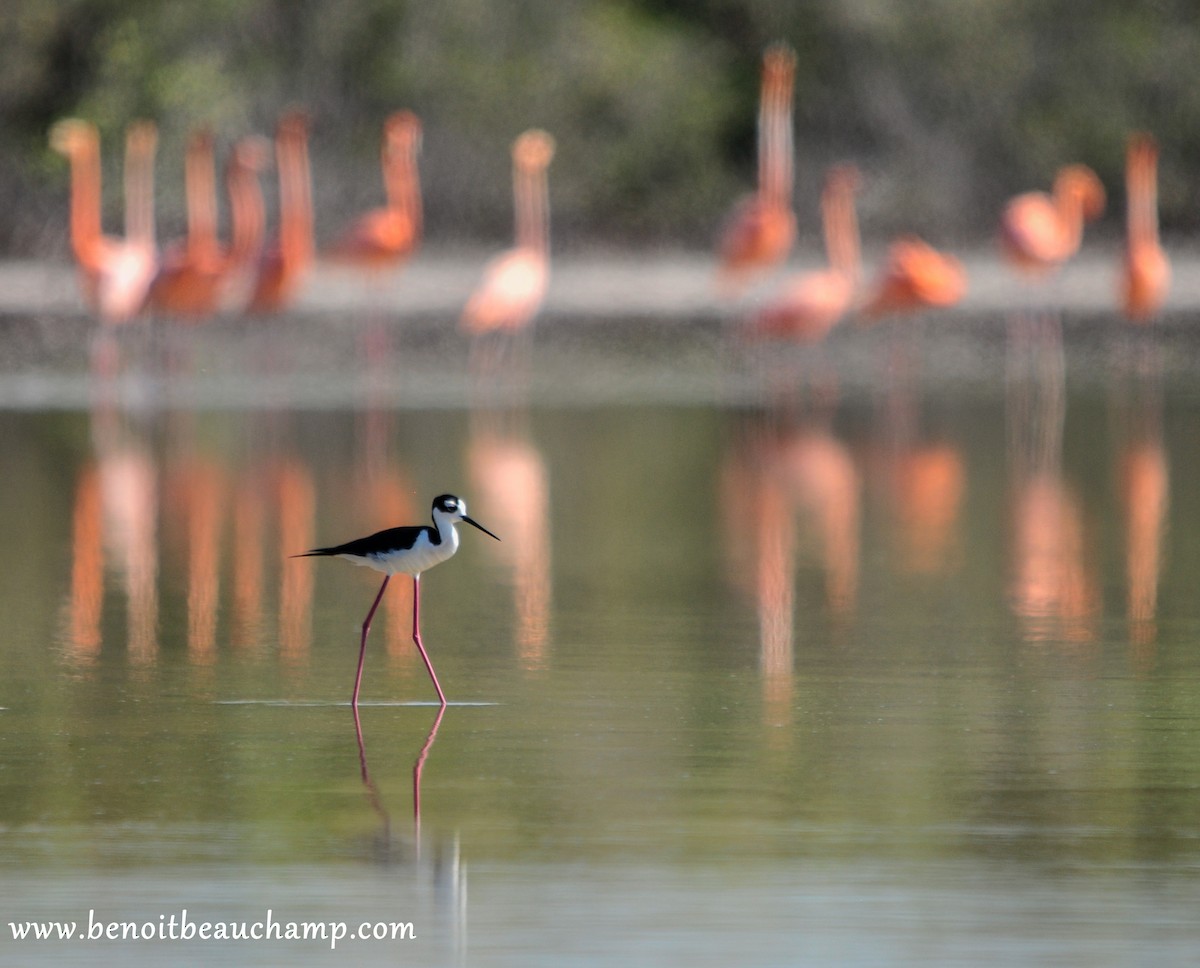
xmin=344 ymin=529 xmax=459 ymax=576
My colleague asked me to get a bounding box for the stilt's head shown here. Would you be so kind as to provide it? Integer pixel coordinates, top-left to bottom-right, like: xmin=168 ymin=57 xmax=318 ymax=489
xmin=432 ymin=494 xmax=500 ymax=541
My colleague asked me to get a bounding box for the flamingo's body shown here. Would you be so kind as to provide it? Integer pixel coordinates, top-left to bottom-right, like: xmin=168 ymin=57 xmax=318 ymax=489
xmin=750 ymin=164 xmax=861 ymax=341
xmin=461 ymin=130 xmax=555 ymax=334
xmin=862 ymin=236 xmax=967 ymax=318
xmin=717 ymin=44 xmax=797 ymax=293
xmin=148 ymin=129 xmax=224 ymax=318
xmin=999 ymin=164 xmax=1105 ymax=273
xmin=50 ymin=119 xmax=159 ymax=324
xmin=150 ymin=134 xmax=268 ymax=319
xmin=214 ymin=137 xmax=271 ymax=314
xmin=247 ymin=112 xmax=313 ymax=314
xmin=330 ymin=111 xmax=423 ymax=271
xmin=1121 ymin=134 xmax=1170 ymax=322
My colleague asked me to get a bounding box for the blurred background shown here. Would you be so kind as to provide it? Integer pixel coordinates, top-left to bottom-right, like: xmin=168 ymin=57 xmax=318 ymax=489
xmin=4 ymin=0 xmax=1198 ymax=258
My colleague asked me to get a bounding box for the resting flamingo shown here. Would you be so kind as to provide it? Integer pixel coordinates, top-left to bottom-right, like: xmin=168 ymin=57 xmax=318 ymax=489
xmin=1120 ymin=133 xmax=1170 ymax=322
xmin=50 ymin=118 xmax=159 ymax=324
xmin=246 ymin=111 xmax=313 ymax=314
xmin=329 ymin=111 xmax=423 ymax=271
xmin=861 ymin=235 xmax=967 ymax=318
xmin=717 ymin=43 xmax=797 ymax=294
xmin=460 ymin=129 xmax=555 ymax=334
xmin=748 ymin=164 xmax=861 ymax=341
xmin=998 ymin=164 xmax=1105 ymax=273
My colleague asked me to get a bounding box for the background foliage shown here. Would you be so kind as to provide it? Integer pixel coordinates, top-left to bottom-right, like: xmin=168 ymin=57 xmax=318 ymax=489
xmin=2 ymin=0 xmax=1197 ymax=256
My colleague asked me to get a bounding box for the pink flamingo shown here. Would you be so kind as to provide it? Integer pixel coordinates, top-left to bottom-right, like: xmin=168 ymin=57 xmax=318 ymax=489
xmin=999 ymin=164 xmax=1105 ymax=274
xmin=461 ymin=129 xmax=556 ymax=334
xmin=748 ymin=164 xmax=861 ymax=341
xmin=214 ymin=136 xmax=271 ymax=313
xmin=329 ymin=111 xmax=423 ymax=271
xmin=1120 ymin=133 xmax=1170 ymax=322
xmin=147 ymin=128 xmax=222 ymax=318
xmin=149 ymin=131 xmax=269 ymax=318
xmin=717 ymin=44 xmax=797 ymax=293
xmin=861 ymin=235 xmax=967 ymax=318
xmin=50 ymin=118 xmax=159 ymax=323
xmin=247 ymin=111 xmax=313 ymax=314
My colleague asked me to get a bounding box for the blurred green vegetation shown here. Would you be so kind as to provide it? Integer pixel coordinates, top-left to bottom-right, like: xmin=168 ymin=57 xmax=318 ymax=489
xmin=2 ymin=0 xmax=1198 ymax=256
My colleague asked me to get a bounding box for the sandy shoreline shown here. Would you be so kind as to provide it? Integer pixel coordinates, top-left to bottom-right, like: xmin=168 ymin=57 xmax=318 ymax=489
xmin=3 ymin=247 xmax=1200 ymax=321
xmin=0 ymin=247 xmax=1196 ymax=412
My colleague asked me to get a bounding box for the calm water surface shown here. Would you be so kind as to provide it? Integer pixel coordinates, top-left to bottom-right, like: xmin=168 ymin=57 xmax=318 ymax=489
xmin=1 ymin=309 xmax=1200 ymax=965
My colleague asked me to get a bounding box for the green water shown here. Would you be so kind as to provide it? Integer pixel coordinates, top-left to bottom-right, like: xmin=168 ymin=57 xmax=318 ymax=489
xmin=1 ymin=314 xmax=1199 ymax=965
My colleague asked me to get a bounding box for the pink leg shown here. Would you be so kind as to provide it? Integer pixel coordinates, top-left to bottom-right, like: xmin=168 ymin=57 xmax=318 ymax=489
xmin=411 ymin=573 xmax=447 ymax=706
xmin=353 ymin=575 xmax=390 ymax=707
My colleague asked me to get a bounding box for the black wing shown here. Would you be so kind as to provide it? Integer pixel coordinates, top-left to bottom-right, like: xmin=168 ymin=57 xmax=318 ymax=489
xmin=295 ymin=525 xmax=431 ymax=558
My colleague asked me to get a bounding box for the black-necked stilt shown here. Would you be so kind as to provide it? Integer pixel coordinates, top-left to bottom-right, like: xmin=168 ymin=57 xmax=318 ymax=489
xmin=295 ymin=494 xmax=499 ymax=707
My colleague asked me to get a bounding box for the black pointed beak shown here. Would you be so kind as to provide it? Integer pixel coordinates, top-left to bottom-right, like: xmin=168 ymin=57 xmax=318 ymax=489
xmin=464 ymin=515 xmax=500 ymax=541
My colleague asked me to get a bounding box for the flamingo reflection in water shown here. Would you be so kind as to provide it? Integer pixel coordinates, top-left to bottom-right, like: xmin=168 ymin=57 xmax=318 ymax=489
xmin=466 ymin=411 xmax=552 ymax=672
xmin=163 ymin=444 xmax=227 ymax=664
xmin=222 ymin=452 xmax=318 ymax=659
xmin=722 ymin=405 xmax=860 ymax=730
xmin=1006 ymin=313 xmax=1099 ymax=646
xmin=347 ymin=383 xmax=419 ymax=665
xmin=64 ymin=335 xmax=160 ymax=664
xmin=231 ymin=467 xmax=267 ymax=650
xmin=1112 ymin=337 xmax=1169 ymax=665
xmin=463 ymin=203 xmax=552 ymax=671
xmin=865 ymin=329 xmax=966 ymax=579
xmin=275 ymin=459 xmax=317 ymax=667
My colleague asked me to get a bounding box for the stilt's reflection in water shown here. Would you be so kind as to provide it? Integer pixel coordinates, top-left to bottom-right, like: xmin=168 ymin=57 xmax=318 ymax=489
xmin=352 ymin=704 xmax=465 ymax=954
xmin=1005 ymin=312 xmax=1099 ymax=647
xmin=1111 ymin=332 xmax=1169 ymax=668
